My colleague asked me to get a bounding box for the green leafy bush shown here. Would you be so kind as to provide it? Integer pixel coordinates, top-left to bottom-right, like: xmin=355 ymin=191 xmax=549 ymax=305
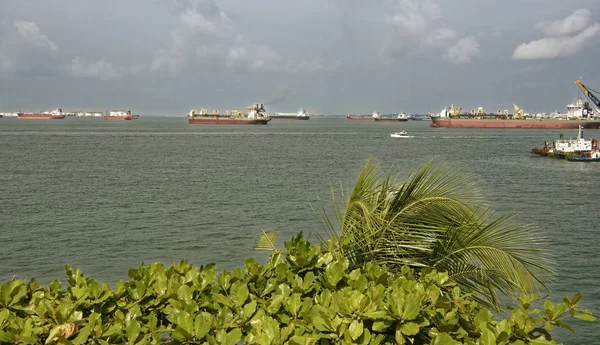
xmin=0 ymin=234 xmax=593 ymax=344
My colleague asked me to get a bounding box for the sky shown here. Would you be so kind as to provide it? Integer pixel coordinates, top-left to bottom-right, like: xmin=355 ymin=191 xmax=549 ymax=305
xmin=1 ymin=0 xmax=600 ymax=115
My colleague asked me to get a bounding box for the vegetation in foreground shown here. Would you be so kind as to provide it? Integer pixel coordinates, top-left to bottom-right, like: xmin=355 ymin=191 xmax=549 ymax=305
xmin=313 ymin=158 xmax=555 ymax=310
xmin=0 ymin=234 xmax=594 ymax=344
xmin=0 ymin=159 xmax=595 ymax=344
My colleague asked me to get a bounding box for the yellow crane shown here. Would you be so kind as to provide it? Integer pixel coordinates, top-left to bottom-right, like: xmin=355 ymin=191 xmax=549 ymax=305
xmin=513 ymin=104 xmax=524 ymax=119
xmin=574 ymin=79 xmax=600 ymax=109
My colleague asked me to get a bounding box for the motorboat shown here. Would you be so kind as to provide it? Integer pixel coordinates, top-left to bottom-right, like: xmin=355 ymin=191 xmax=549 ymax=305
xmin=390 ymin=131 xmax=414 ymax=138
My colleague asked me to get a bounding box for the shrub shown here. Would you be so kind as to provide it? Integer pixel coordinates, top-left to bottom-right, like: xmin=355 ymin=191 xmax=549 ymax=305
xmin=0 ymin=233 xmax=593 ymax=344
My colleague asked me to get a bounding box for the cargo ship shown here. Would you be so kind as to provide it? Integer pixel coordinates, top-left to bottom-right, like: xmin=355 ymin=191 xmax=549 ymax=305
xmin=17 ymin=108 xmax=66 ymax=119
xmin=271 ymin=108 xmax=310 ymax=120
xmin=430 ymin=80 xmax=600 ymax=129
xmin=188 ymin=103 xmax=271 ymax=125
xmin=374 ymin=112 xmax=410 ymax=122
xmin=104 ymin=110 xmax=135 ymax=120
xmin=347 ymin=112 xmax=375 ymax=120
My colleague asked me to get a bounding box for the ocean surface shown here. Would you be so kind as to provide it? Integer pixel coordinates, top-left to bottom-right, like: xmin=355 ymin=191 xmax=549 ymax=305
xmin=1 ymin=116 xmax=598 ymax=343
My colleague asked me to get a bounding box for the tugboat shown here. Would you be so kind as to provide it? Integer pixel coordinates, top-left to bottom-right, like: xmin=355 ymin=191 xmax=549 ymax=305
xmin=531 ymin=125 xmax=599 ymax=161
xmin=188 ymin=103 xmax=271 ymax=125
xmin=17 ymin=108 xmax=66 ymax=119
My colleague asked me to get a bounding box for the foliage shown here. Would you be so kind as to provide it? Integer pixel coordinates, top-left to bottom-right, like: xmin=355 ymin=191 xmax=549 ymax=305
xmin=0 ymin=234 xmax=593 ymax=344
xmin=316 ymin=157 xmax=555 ymax=310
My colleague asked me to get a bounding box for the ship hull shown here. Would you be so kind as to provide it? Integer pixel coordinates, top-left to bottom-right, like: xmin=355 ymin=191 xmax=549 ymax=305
xmin=104 ymin=115 xmax=134 ymax=120
xmin=270 ymin=115 xmax=309 ymax=120
xmin=431 ymin=117 xmax=600 ymax=129
xmin=188 ymin=117 xmax=271 ymax=125
xmin=347 ymin=116 xmax=373 ymax=120
xmin=375 ymin=118 xmax=409 ymax=122
xmin=17 ymin=113 xmax=65 ymax=119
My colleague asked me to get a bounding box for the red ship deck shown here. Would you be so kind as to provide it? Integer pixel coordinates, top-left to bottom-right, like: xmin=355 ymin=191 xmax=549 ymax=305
xmin=430 ymin=118 xmax=600 ymax=129
xmin=188 ymin=116 xmax=270 ymax=125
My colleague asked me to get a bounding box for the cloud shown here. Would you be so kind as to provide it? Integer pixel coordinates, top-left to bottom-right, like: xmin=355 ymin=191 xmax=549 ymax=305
xmin=0 ymin=21 xmax=60 ymax=76
xmin=381 ymin=0 xmax=479 ymax=64
xmin=152 ymin=0 xmax=330 ymax=74
xmin=13 ymin=21 xmax=59 ymax=54
xmin=535 ymin=9 xmax=592 ymax=37
xmin=152 ymin=0 xmax=280 ymax=73
xmin=384 ymin=0 xmax=441 ymax=36
xmin=443 ymin=36 xmax=479 ymax=64
xmin=68 ymin=56 xmax=124 ymax=80
xmin=512 ymin=9 xmax=600 ymax=60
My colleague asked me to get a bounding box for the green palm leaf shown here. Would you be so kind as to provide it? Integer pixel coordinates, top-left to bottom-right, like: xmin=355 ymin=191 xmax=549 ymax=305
xmin=319 ymin=156 xmax=554 ymax=310
xmin=254 ymin=230 xmax=279 ymax=251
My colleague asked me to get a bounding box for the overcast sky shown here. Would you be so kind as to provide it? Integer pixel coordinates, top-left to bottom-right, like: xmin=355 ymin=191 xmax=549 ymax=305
xmin=1 ymin=0 xmax=600 ymax=115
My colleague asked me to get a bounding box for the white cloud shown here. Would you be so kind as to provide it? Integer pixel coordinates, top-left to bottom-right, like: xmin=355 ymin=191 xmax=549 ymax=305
xmin=384 ymin=0 xmax=441 ymax=36
xmin=424 ymin=28 xmax=458 ymax=48
xmin=381 ymin=0 xmax=479 ymax=64
xmin=152 ymin=0 xmax=279 ymax=73
xmin=13 ymin=21 xmax=58 ymax=54
xmin=512 ymin=9 xmax=600 ymax=60
xmin=68 ymin=56 xmax=123 ymax=80
xmin=152 ymin=0 xmax=327 ymax=74
xmin=535 ymin=9 xmax=592 ymax=37
xmin=443 ymin=36 xmax=479 ymax=64
xmin=0 ymin=21 xmax=60 ymax=76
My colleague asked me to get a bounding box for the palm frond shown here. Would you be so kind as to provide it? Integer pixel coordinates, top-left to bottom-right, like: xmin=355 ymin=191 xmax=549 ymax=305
xmin=315 ymin=156 xmax=555 ymax=311
xmin=253 ymin=230 xmax=279 ymax=251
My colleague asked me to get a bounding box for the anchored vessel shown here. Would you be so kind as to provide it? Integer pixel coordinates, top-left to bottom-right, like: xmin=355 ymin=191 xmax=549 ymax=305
xmin=347 ymin=113 xmax=375 ymax=120
xmin=17 ymin=108 xmax=66 ymax=120
xmin=105 ymin=110 xmax=135 ymax=120
xmin=375 ymin=112 xmax=410 ymax=122
xmin=531 ymin=125 xmax=600 ymax=161
xmin=271 ymin=108 xmax=310 ymax=120
xmin=430 ymin=80 xmax=600 ymax=129
xmin=188 ymin=103 xmax=271 ymax=125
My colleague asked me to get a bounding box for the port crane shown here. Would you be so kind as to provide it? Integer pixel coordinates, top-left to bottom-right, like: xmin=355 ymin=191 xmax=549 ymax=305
xmin=574 ymin=79 xmax=600 ymax=112
xmin=512 ymin=104 xmax=524 ymax=119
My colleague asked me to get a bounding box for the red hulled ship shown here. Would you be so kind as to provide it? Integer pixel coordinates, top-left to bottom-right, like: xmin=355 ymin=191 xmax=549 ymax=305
xmin=347 ymin=113 xmax=375 ymax=120
xmin=17 ymin=108 xmax=65 ymax=119
xmin=429 ymin=80 xmax=600 ymax=129
xmin=104 ymin=110 xmax=135 ymax=120
xmin=188 ymin=103 xmax=271 ymax=125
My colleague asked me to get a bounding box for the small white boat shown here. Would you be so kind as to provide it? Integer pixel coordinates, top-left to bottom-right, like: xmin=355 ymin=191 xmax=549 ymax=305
xmin=390 ymin=131 xmax=414 ymax=138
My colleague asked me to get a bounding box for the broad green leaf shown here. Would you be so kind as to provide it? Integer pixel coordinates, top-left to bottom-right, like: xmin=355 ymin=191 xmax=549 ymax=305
xmin=224 ymin=328 xmax=242 ymax=345
xmin=574 ymin=313 xmax=597 ymax=321
xmin=71 ymin=323 xmax=92 ymax=345
xmin=324 ymin=262 xmax=344 ymax=287
xmin=474 ymin=308 xmax=493 ymax=331
xmin=126 ymin=319 xmax=141 ymax=344
xmin=234 ymin=283 xmax=249 ymax=307
xmin=479 ymin=329 xmax=496 ymax=345
xmin=348 ymin=320 xmax=363 ymax=340
xmin=401 ymin=295 xmax=420 ymax=320
xmin=401 ymin=322 xmax=419 ymax=336
xmin=194 ymin=312 xmax=212 ymax=339
xmin=432 ymin=333 xmax=461 ymax=345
